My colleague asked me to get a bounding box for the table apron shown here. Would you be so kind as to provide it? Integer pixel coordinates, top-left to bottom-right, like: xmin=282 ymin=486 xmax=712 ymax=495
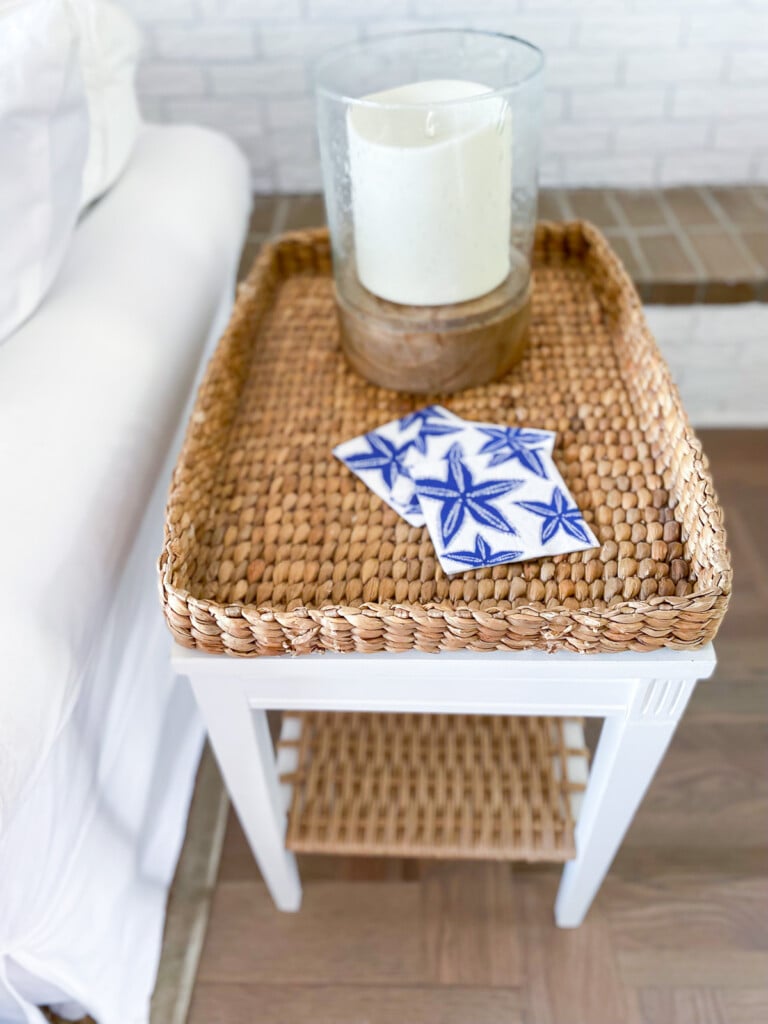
xmin=176 ymin=642 xmax=715 ymax=924
xmin=173 ymin=644 xmax=715 ymax=718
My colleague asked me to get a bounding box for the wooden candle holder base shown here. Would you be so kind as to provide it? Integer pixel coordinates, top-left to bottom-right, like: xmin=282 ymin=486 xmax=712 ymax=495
xmin=335 ymin=272 xmax=531 ymax=394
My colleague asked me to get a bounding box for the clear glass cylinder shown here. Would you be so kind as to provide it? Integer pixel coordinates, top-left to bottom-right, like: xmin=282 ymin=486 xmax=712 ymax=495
xmin=315 ymin=29 xmax=544 ymax=394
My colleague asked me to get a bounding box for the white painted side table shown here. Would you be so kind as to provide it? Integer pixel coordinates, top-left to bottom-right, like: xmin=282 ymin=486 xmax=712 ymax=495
xmin=172 ymin=642 xmax=715 ymax=927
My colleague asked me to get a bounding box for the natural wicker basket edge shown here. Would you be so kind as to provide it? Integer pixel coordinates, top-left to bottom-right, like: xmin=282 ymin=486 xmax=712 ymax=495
xmin=158 ymin=575 xmax=729 ymax=656
xmin=158 ymin=221 xmax=732 ymax=658
xmin=571 ymin=222 xmax=730 ymax=594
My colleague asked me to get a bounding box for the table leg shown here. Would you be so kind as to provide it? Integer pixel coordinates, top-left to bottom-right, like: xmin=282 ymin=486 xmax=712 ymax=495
xmin=188 ymin=673 xmax=302 ymax=912
xmin=554 ymin=676 xmax=696 ymax=928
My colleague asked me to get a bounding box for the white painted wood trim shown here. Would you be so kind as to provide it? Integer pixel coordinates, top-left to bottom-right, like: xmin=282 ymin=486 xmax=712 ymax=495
xmin=555 ymin=674 xmax=697 ymax=927
xmin=177 ymin=643 xmax=715 ymax=924
xmin=173 ymin=643 xmax=715 ymax=718
xmin=188 ymin=676 xmax=302 ymax=912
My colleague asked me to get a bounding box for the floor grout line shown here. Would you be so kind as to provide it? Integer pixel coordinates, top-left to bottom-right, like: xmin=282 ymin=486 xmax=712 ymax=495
xmin=150 ymin=747 xmax=231 ymax=1024
xmin=655 ymin=190 xmax=707 ymax=295
xmin=270 ymin=196 xmax=291 ymax=235
xmin=695 ymin=188 xmax=766 ymax=275
xmin=170 ymin=784 xmax=230 ymax=1024
xmin=604 ymin=192 xmax=653 ymax=278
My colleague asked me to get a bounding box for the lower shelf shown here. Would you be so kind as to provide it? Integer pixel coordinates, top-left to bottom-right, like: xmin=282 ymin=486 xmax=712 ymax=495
xmin=277 ymin=712 xmax=588 ymax=863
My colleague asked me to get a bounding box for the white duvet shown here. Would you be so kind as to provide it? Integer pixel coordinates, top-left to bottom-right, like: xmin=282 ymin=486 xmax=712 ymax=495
xmin=0 ymin=122 xmax=250 ymax=1021
xmin=0 ymin=123 xmax=249 ymax=824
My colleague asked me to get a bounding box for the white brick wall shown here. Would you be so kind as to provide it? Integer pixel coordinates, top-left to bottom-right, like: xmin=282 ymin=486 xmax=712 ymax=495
xmin=123 ymin=0 xmax=768 ymax=192
xmin=645 ymin=304 xmax=768 ymax=427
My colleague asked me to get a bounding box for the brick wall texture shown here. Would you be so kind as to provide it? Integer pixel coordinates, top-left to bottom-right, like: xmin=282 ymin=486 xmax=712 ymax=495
xmin=124 ymin=0 xmax=768 ymax=192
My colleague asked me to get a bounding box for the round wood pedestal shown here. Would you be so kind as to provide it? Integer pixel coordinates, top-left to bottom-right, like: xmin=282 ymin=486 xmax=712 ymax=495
xmin=335 ymin=272 xmax=531 ymax=394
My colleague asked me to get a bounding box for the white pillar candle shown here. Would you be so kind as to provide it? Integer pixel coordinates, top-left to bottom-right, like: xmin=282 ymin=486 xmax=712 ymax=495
xmin=348 ymin=79 xmax=512 ymax=307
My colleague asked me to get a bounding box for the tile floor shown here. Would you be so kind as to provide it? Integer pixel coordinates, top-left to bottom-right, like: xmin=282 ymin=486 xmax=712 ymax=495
xmin=45 ymin=187 xmax=768 ymax=1024
xmin=239 ymin=186 xmax=768 ymax=305
xmin=168 ymin=430 xmax=768 ymax=1024
xmin=157 ymin=191 xmax=766 ymax=1023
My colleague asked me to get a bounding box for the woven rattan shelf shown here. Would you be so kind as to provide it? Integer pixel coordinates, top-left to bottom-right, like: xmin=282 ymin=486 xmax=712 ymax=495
xmin=160 ymin=222 xmax=731 ymax=656
xmin=278 ymin=712 xmax=587 ymax=861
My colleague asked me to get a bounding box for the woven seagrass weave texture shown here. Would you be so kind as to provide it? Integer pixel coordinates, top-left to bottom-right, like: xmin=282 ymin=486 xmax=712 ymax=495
xmin=279 ymin=713 xmax=585 ymax=861
xmin=159 ymin=222 xmax=731 ymax=656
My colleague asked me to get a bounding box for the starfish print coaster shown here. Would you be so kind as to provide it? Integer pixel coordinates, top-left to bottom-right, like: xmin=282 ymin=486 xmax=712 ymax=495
xmin=335 ymin=406 xmax=596 ymax=574
xmin=407 ymin=425 xmax=598 ymax=575
xmin=473 ymin=425 xmax=556 ymax=475
xmin=333 ymin=405 xmax=464 ymax=525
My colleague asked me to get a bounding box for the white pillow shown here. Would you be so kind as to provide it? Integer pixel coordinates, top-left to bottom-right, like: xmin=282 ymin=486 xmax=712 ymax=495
xmin=71 ymin=0 xmax=143 ymax=208
xmin=0 ymin=0 xmax=90 ymax=342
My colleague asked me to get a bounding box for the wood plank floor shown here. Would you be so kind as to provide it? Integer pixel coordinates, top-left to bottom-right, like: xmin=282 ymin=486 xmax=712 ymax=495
xmin=187 ymin=430 xmax=768 ymax=1024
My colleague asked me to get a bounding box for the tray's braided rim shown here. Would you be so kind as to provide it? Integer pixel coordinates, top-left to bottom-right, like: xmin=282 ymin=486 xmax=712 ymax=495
xmin=278 ymin=712 xmax=586 ymax=861
xmin=159 ymin=222 xmax=731 ymax=656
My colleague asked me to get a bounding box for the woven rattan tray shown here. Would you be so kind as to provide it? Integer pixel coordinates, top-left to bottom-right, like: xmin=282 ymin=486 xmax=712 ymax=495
xmin=278 ymin=712 xmax=587 ymax=861
xmin=160 ymin=222 xmax=731 ymax=656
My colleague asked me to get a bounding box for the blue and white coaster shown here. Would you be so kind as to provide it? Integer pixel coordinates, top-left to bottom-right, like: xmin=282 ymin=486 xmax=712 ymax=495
xmin=459 ymin=422 xmax=556 ymax=471
xmin=335 ymin=405 xmax=595 ymax=575
xmin=333 ymin=405 xmax=464 ymax=526
xmin=406 ymin=424 xmax=598 ymax=575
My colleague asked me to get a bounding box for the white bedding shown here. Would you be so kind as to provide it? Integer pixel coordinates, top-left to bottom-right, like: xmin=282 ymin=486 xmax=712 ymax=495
xmin=0 ymin=437 xmax=206 ymax=1024
xmin=0 ymin=122 xmax=250 ymax=1022
xmin=0 ymin=122 xmax=250 ymax=825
